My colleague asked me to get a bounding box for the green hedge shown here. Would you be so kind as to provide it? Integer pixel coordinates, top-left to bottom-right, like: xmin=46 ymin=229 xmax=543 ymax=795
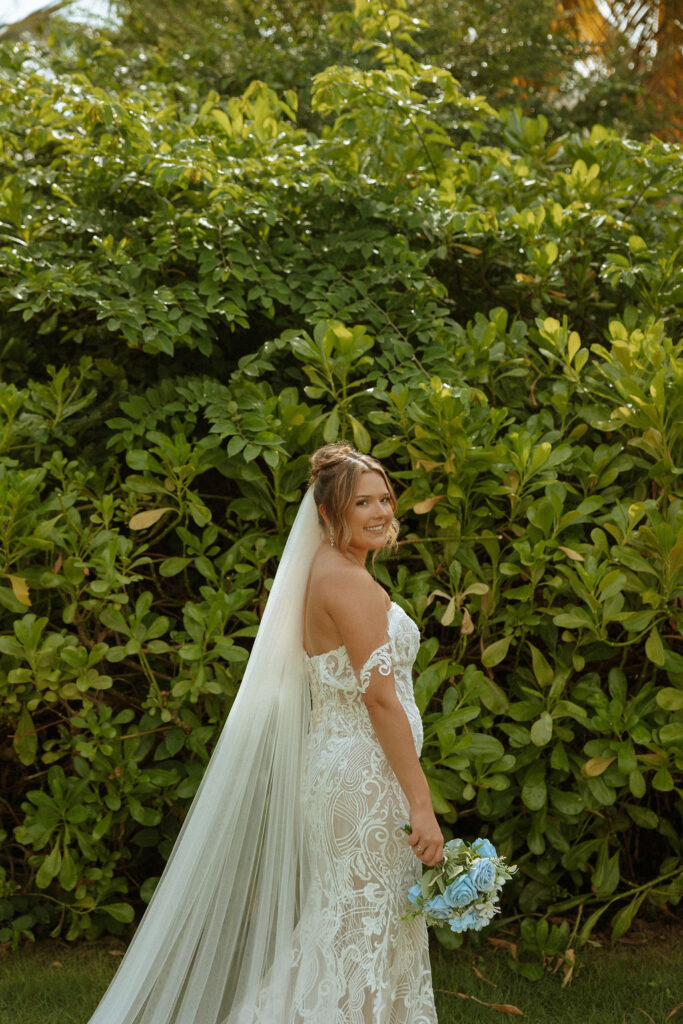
xmin=0 ymin=5 xmax=681 ymax=961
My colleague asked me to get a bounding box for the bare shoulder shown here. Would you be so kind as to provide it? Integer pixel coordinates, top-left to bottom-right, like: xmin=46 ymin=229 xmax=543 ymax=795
xmin=307 ymin=551 xmax=391 ymax=654
xmin=310 ymin=550 xmax=388 ymax=610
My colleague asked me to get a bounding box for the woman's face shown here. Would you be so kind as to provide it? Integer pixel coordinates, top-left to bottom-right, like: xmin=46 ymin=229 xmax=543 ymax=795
xmin=343 ymin=471 xmax=394 ymax=560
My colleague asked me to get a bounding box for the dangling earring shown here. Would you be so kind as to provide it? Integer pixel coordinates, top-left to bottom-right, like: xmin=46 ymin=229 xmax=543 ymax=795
xmin=329 ymin=525 xmax=335 ymax=547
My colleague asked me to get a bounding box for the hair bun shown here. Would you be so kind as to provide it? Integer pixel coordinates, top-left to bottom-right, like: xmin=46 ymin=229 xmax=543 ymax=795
xmin=309 ymin=443 xmax=358 ymax=484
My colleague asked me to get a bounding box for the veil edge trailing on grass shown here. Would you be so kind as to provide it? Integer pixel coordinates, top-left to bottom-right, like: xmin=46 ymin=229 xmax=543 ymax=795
xmin=88 ymin=487 xmax=321 ymax=1024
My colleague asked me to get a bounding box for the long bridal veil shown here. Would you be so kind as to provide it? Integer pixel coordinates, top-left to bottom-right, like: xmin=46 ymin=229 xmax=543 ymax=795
xmin=88 ymin=487 xmax=322 ymax=1024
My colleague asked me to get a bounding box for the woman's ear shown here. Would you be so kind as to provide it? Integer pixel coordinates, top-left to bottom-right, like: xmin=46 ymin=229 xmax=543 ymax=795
xmin=318 ymin=504 xmax=329 ymax=526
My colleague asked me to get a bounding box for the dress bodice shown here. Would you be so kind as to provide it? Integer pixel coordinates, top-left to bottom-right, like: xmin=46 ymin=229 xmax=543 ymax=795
xmin=304 ymin=602 xmax=423 ymax=752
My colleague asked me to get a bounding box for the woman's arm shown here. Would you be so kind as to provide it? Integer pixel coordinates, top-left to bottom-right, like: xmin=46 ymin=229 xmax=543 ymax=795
xmin=325 ymin=573 xmax=444 ymax=867
xmin=364 ymin=690 xmax=444 ymax=866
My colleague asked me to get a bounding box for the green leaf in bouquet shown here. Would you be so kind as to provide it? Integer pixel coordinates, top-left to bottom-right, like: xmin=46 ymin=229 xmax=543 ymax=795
xmin=432 ymin=923 xmax=464 ymax=949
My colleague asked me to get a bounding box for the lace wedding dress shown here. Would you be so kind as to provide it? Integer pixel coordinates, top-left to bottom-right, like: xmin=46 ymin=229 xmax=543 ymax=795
xmin=283 ymin=600 xmax=437 ymax=1024
xmin=87 ymin=491 xmax=435 ymax=1024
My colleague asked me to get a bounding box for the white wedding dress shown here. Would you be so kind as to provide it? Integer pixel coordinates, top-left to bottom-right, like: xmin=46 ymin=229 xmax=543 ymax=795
xmin=279 ymin=601 xmax=437 ymax=1024
xmin=86 ymin=492 xmax=436 ymax=1024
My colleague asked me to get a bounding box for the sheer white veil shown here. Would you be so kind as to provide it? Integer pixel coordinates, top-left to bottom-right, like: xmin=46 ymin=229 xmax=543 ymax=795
xmin=88 ymin=486 xmax=322 ymax=1024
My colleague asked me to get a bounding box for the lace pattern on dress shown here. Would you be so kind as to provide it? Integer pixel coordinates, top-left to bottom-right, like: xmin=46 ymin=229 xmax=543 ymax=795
xmin=289 ymin=602 xmax=435 ymax=1023
xmin=358 ymin=640 xmax=392 ymax=693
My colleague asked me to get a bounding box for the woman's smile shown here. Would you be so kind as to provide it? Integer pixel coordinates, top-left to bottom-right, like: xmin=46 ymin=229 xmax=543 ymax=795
xmin=341 ymin=471 xmax=395 ymax=562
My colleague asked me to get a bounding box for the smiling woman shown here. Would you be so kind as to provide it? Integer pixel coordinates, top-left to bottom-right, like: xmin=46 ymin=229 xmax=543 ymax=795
xmin=310 ymin=443 xmax=397 ymax=561
xmin=286 ymin=442 xmax=443 ymax=1020
xmin=343 ymin=479 xmax=394 ymax=551
xmin=85 ymin=443 xmax=442 ymax=1024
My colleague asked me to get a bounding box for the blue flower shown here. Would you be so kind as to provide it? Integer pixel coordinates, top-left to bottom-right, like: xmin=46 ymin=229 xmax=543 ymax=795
xmin=425 ymin=894 xmax=452 ymax=920
xmin=472 ymin=837 xmax=497 ymax=859
xmin=469 ymin=857 xmax=497 ymax=893
xmin=408 ymin=884 xmax=423 ymax=908
xmin=444 ymin=837 xmax=465 ymax=853
xmin=449 ymin=909 xmax=479 ymax=933
xmin=444 ymin=874 xmax=478 ymax=909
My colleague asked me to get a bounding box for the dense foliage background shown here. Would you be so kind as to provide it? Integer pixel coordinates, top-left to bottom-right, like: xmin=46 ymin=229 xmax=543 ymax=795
xmin=0 ymin=0 xmax=681 ymax=974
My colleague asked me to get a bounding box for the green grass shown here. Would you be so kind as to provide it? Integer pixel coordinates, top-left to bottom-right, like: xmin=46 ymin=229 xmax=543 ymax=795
xmin=0 ymin=924 xmax=680 ymax=1024
xmin=0 ymin=939 xmax=121 ymax=1024
xmin=431 ymin=924 xmax=682 ymax=1024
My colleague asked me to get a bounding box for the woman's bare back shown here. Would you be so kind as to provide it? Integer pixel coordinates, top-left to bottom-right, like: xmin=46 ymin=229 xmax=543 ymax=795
xmin=303 ymin=546 xmax=390 ymax=658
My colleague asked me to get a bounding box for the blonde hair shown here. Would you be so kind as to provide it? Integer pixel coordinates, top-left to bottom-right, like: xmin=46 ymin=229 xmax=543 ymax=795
xmin=309 ymin=443 xmax=398 ymax=553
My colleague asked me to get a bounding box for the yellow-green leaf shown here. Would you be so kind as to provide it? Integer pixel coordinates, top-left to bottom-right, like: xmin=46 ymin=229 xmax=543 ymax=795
xmin=528 ymin=442 xmax=551 ymax=475
xmin=529 ymin=643 xmax=554 ymax=688
xmin=129 ymin=507 xmax=173 ymax=531
xmin=584 ymin=756 xmax=615 ymax=777
xmin=481 ymin=634 xmax=513 ymax=668
xmin=8 ymin=575 xmax=31 ymax=606
xmin=574 ymin=349 xmax=588 ymax=373
xmin=413 ymin=496 xmax=444 ymax=514
xmin=649 ymin=372 xmax=665 ymax=415
xmin=348 ymin=415 xmax=371 ymax=453
xmin=462 ymin=582 xmax=489 ymax=597
xmin=558 ymin=545 xmax=584 ymax=561
xmin=441 ymin=597 xmax=456 ymax=627
xmin=211 ymin=108 xmax=232 ymax=135
xmin=567 ymin=332 xmax=581 ymax=363
xmin=544 ymin=241 xmax=558 ymax=265
xmin=452 ymin=243 xmax=482 ymax=255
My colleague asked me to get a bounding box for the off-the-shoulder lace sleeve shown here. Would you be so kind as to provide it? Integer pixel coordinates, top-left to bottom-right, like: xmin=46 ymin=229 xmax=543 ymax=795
xmin=358 ymin=641 xmax=392 ymax=693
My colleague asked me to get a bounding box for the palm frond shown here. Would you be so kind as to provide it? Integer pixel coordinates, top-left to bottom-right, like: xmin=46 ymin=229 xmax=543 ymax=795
xmin=0 ymin=1 xmax=75 ymax=39
xmin=555 ymin=0 xmax=616 ymax=43
xmin=557 ymin=0 xmax=682 ymax=137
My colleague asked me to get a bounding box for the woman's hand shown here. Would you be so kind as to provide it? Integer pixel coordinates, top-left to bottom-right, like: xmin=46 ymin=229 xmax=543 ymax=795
xmin=408 ymin=805 xmax=444 ymax=867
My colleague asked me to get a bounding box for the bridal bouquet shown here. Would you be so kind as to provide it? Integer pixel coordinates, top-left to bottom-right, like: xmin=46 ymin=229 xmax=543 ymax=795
xmin=403 ymin=832 xmax=517 ymax=934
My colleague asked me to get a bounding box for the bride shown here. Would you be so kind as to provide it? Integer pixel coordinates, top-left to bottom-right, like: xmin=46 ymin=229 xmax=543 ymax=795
xmin=87 ymin=443 xmax=442 ymax=1024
